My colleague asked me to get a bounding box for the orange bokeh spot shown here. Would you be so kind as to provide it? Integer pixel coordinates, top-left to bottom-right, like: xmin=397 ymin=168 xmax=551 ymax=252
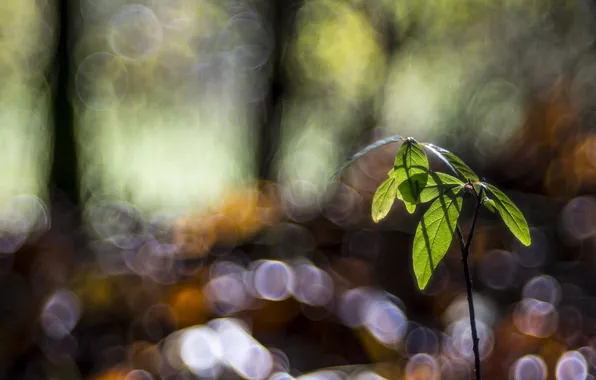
xmin=89 ymin=368 xmax=128 ymax=380
xmin=173 ymin=182 xmax=282 ymax=258
xmin=168 ymin=286 xmax=208 ymax=328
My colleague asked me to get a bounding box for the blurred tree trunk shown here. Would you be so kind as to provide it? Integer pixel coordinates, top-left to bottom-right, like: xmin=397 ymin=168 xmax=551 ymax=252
xmin=51 ymin=0 xmax=79 ymax=212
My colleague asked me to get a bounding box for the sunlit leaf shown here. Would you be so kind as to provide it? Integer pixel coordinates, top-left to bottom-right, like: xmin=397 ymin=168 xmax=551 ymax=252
xmin=483 ymin=198 xmax=496 ymax=213
xmin=412 ymin=187 xmax=463 ymax=290
xmin=403 ymin=199 xmax=416 ymax=214
xmin=419 ymin=172 xmax=464 ymax=203
xmin=423 ymin=144 xmax=479 ymax=182
xmin=473 ymin=183 xmax=495 ymax=214
xmin=394 ymin=138 xmax=429 ymax=213
xmin=483 ymin=183 xmax=531 ymax=246
xmin=397 ymin=174 xmax=426 ymax=214
xmin=331 ymin=135 xmax=404 ymax=178
xmin=372 ymin=175 xmax=398 ymax=223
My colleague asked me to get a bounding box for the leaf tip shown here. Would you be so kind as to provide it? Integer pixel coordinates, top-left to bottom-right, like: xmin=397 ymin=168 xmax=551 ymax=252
xmin=404 ymin=201 xmax=416 ymax=214
xmin=520 ymin=236 xmax=532 ymax=247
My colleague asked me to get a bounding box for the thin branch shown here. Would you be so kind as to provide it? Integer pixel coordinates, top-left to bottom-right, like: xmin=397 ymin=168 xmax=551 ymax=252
xmin=465 ymin=185 xmax=484 ymax=252
xmin=461 ymin=227 xmax=482 ymax=380
xmin=456 ymin=224 xmax=466 ymax=253
xmin=456 ymin=186 xmax=484 ymax=380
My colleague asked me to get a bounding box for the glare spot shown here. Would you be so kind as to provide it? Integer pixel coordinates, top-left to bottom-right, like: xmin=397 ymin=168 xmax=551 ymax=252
xmin=0 ymin=216 xmax=28 ymax=254
xmin=221 ymin=13 xmax=273 ymax=70
xmin=556 ymin=351 xmax=588 ymax=380
xmin=447 ymin=319 xmax=494 ymax=360
xmin=205 ymin=272 xmax=252 ymax=315
xmin=150 ymin=0 xmax=195 ymax=31
xmin=146 ymin=212 xmax=177 ymax=244
xmin=124 ymin=369 xmax=154 ymax=380
xmin=362 ymin=299 xmax=407 ymax=347
xmin=405 ymin=353 xmax=439 ymax=380
xmin=269 ymin=348 xmax=290 ymax=373
xmin=441 ymin=333 xmax=456 ymax=359
xmin=211 ymin=260 xmax=246 ymax=279
xmin=561 ymin=196 xmax=596 ymax=241
xmin=442 ymin=293 xmax=496 ymax=327
xmin=270 ymin=373 xmax=296 ymax=380
xmin=321 ymin=183 xmax=362 ymax=226
xmin=0 ymin=194 xmax=49 ymax=242
xmin=180 ymin=326 xmax=223 ymax=378
xmin=405 ymin=326 xmax=439 ymax=357
xmin=479 ymin=250 xmax=518 ymax=289
xmin=108 ymin=5 xmax=163 ymax=61
xmin=350 ymin=370 xmax=386 ymax=380
xmin=579 ymin=346 xmax=596 ymax=372
xmin=297 ymin=370 xmax=343 ymax=380
xmin=513 ymin=298 xmax=558 ymax=338
xmin=131 ymin=241 xmax=177 ymax=283
xmin=522 ymin=275 xmax=561 ymax=306
xmin=234 ymin=344 xmax=274 ymax=380
xmin=211 ymin=318 xmax=253 ymax=355
xmin=212 ymin=318 xmax=272 ymax=380
xmin=511 ymin=355 xmax=547 ymax=380
xmin=108 ymin=233 xmax=148 ymax=251
xmin=253 ymin=260 xmax=294 ymax=301
xmin=85 ymin=201 xmax=143 ymax=240
xmin=282 ymin=180 xmax=321 ymax=222
xmin=439 ymin=356 xmax=470 ymax=379
xmin=75 ymin=52 xmax=128 ymax=110
xmin=337 ymin=288 xmax=374 ymax=327
xmin=292 ymin=263 xmax=333 ymax=307
xmin=42 ymin=289 xmax=81 ymax=339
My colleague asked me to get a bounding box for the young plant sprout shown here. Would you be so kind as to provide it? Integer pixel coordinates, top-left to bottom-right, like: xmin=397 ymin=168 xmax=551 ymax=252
xmin=333 ymin=136 xmax=531 ymax=380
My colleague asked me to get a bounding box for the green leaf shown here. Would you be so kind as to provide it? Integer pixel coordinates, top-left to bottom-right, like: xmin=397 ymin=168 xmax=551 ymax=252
xmin=394 ymin=138 xmax=429 ymax=212
xmin=412 ymin=187 xmax=463 ymax=290
xmin=371 ymin=175 xmax=398 ymax=223
xmin=423 ymin=144 xmax=479 ymax=182
xmin=483 ymin=183 xmax=531 ymax=246
xmin=332 ymin=135 xmax=404 ymax=178
xmin=419 ymin=172 xmax=464 ymax=203
xmin=483 ymin=198 xmax=496 ymax=213
xmin=404 ymin=200 xmax=416 ymax=214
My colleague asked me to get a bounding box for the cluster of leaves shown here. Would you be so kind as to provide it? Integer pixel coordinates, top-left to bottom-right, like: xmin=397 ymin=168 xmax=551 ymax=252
xmin=334 ymin=136 xmax=531 ymax=290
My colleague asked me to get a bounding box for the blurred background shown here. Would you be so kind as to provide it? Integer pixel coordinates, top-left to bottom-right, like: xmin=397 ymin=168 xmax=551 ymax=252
xmin=2 ymin=0 xmax=596 ymax=379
